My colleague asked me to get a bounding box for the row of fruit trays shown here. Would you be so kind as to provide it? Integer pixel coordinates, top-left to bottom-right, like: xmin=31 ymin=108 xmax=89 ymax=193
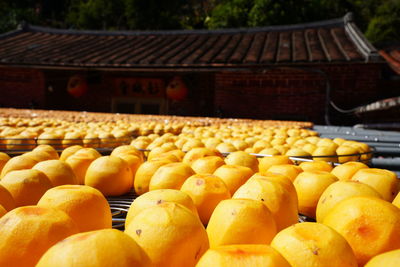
xmin=0 ymin=108 xmax=397 ymax=266
xmin=0 ymin=142 xmax=397 ymax=266
xmin=0 ymin=108 xmax=372 ymax=165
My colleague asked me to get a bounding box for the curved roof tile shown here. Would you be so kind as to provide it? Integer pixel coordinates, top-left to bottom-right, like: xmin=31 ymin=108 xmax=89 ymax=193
xmin=0 ymin=13 xmax=381 ymax=70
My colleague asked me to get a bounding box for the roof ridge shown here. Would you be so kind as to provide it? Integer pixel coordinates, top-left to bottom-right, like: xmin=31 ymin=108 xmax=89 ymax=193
xmin=21 ymin=16 xmax=348 ymax=36
xmin=0 ymin=28 xmax=24 ymax=40
xmin=343 ymin=15 xmax=380 ymax=62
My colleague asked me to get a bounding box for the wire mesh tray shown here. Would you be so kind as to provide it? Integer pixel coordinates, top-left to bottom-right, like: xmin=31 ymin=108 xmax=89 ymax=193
xmin=139 ymin=149 xmax=373 ymax=165
xmin=105 ymin=150 xmax=372 ymax=229
xmin=0 ymin=137 xmax=133 ymax=155
xmin=249 ymin=151 xmax=374 ymax=165
xmin=106 ymin=190 xmax=316 ymax=230
xmin=107 ymin=191 xmax=137 ymax=230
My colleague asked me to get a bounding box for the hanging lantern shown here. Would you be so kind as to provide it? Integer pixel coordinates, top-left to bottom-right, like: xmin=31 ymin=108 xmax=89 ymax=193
xmin=166 ymin=76 xmax=188 ymax=101
xmin=67 ymin=75 xmax=88 ymax=98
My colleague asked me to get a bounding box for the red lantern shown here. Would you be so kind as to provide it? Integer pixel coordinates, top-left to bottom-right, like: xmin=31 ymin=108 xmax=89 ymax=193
xmin=166 ymin=76 xmax=188 ymax=101
xmin=67 ymin=75 xmax=88 ymax=98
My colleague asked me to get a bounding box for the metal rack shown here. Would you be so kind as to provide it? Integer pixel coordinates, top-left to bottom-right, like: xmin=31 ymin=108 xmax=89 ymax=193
xmin=251 ymin=153 xmax=372 ymax=165
xmin=105 ymin=155 xmax=344 ymax=229
xmin=0 ymin=137 xmax=133 ymax=155
xmin=106 ymin=127 xmax=396 ymax=228
xmin=107 ymin=191 xmax=137 ymax=229
xmin=0 ymin=130 xmax=377 ymax=228
xmin=314 ymin=125 xmax=400 ymax=174
xmin=106 ymin=190 xmax=315 ymax=229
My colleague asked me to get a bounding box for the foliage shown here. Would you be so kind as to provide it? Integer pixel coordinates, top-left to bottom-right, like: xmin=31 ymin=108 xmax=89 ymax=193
xmin=123 ymin=0 xmax=220 ymax=30
xmin=124 ymin=0 xmax=189 ymax=30
xmin=208 ymin=0 xmax=352 ymax=29
xmin=0 ymin=0 xmax=399 ymax=46
xmin=66 ymin=0 xmax=126 ymax=30
xmin=364 ymin=0 xmax=400 ymax=45
xmin=207 ymin=0 xmax=400 ymax=46
xmin=248 ymin=0 xmax=323 ymax=27
xmin=0 ymin=0 xmax=39 ymax=32
xmin=206 ymin=0 xmax=254 ymax=28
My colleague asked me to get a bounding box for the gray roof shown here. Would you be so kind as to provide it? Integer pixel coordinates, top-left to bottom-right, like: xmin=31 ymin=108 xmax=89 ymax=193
xmin=0 ymin=13 xmax=381 ymax=70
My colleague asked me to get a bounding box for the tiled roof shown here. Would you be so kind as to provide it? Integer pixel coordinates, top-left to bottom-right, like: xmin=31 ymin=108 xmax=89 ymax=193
xmin=380 ymin=45 xmax=400 ymax=74
xmin=0 ymin=13 xmax=380 ymax=70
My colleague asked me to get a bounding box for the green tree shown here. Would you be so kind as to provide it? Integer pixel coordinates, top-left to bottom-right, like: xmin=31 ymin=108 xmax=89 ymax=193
xmin=0 ymin=0 xmax=40 ymax=32
xmin=66 ymin=0 xmax=126 ymax=30
xmin=207 ymin=0 xmax=350 ymax=29
xmin=124 ymin=0 xmax=192 ymax=30
xmin=185 ymin=0 xmax=221 ymax=29
xmin=0 ymin=1 xmax=17 ymax=32
xmin=206 ymin=0 xmax=254 ymax=29
xmin=365 ymin=0 xmax=400 ymax=45
xmin=0 ymin=0 xmax=399 ymax=47
xmin=40 ymin=0 xmax=71 ymax=27
xmin=65 ymin=0 xmax=217 ymax=30
xmin=206 ymin=0 xmax=400 ymax=46
xmin=248 ymin=0 xmax=326 ymax=27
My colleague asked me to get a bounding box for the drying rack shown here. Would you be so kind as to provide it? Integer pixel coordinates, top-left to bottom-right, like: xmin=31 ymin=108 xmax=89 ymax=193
xmin=0 ymin=137 xmax=374 ymax=228
xmin=105 ymin=152 xmax=373 ymax=229
xmin=0 ymin=137 xmax=133 ymax=155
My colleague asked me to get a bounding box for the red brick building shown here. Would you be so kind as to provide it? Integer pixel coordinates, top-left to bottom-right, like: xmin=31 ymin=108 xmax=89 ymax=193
xmin=0 ymin=13 xmax=383 ymax=124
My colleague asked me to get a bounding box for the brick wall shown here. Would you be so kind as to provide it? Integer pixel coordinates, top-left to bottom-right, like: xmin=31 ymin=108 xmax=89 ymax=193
xmin=167 ymin=73 xmax=215 ymax=117
xmin=214 ymin=63 xmax=383 ymax=124
xmin=321 ymin=64 xmax=382 ymax=109
xmin=0 ymin=67 xmax=45 ymax=109
xmin=39 ymin=70 xmax=215 ymax=115
xmin=214 ymin=68 xmax=326 ymax=123
xmin=44 ymin=70 xmax=111 ymax=112
xmin=0 ymin=63 xmax=384 ymax=124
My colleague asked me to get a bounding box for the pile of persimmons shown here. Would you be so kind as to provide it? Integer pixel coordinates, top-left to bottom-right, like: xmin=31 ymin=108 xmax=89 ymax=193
xmin=0 ymin=131 xmax=397 ymax=266
xmin=0 ymin=109 xmax=395 ymax=267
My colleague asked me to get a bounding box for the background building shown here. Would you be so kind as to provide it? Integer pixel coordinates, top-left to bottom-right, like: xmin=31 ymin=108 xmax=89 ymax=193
xmin=0 ymin=13 xmax=385 ymax=124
